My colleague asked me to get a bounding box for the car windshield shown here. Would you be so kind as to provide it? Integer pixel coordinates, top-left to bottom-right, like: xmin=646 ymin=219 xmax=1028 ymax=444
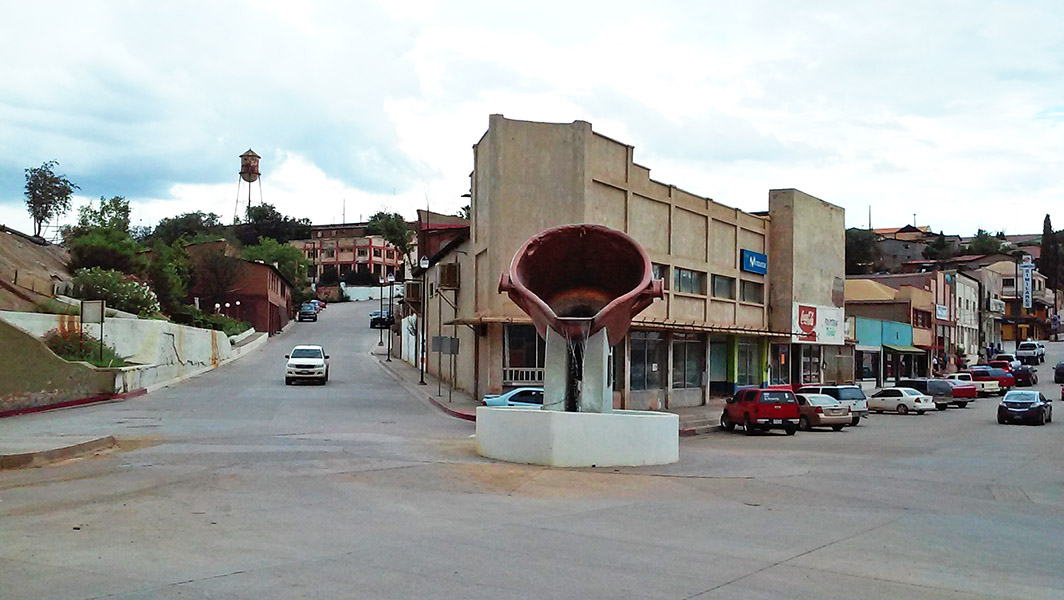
xmin=807 ymin=396 xmax=836 ymax=406
xmin=290 ymin=348 xmax=323 ymax=359
xmin=759 ymin=391 xmax=797 ymax=404
xmin=1004 ymin=391 xmax=1037 ymax=402
xmin=301 ymin=304 xmax=315 ymax=311
xmin=988 ymin=368 xmax=1008 ymax=377
xmin=836 ymin=388 xmax=866 ymax=400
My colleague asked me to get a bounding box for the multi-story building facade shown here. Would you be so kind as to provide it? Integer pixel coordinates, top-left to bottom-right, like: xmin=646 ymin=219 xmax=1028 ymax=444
xmin=845 ymin=278 xmax=934 ymax=379
xmin=412 ymin=115 xmax=848 ymax=408
xmin=292 ymin=223 xmax=405 ymax=284
xmin=954 ymin=271 xmax=980 ymax=364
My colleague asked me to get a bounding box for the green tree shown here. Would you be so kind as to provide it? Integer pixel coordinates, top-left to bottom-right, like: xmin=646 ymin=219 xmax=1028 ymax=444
xmin=966 ymin=229 xmax=1005 ymax=255
xmin=1038 ymin=215 xmax=1059 ymax=292
xmin=318 ymin=265 xmax=340 ymax=286
xmin=151 ymin=211 xmax=224 ymax=245
xmin=845 ymin=228 xmax=879 ymax=275
xmin=147 ymin=240 xmax=193 ymax=314
xmin=922 ymin=233 xmax=955 ymax=260
xmin=196 ymin=250 xmax=244 ymax=305
xmin=63 ymin=195 xmax=132 ymax=243
xmin=234 ymin=203 xmax=311 ymax=246
xmin=455 ymin=204 xmax=470 ymax=219
xmin=24 ymin=160 xmax=79 ymax=237
xmin=241 ymin=236 xmax=309 ymax=286
xmin=367 ymin=211 xmax=413 ymax=271
xmin=67 ymin=227 xmax=146 ymax=274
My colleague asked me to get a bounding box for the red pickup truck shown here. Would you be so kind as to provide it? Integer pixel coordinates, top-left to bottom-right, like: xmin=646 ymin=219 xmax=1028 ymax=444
xmin=720 ymin=388 xmax=800 ymax=436
xmin=963 ymin=368 xmax=1014 ymax=394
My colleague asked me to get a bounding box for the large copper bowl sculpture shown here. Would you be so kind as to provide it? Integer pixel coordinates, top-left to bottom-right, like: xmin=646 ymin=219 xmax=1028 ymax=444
xmin=498 ymin=224 xmax=663 ymax=346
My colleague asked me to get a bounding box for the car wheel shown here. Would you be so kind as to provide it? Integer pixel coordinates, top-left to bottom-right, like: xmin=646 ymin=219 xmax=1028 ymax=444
xmin=895 ymin=404 xmax=909 ymax=415
xmin=850 ymin=416 xmax=860 ymax=426
xmin=831 ymin=424 xmax=844 ymax=432
xmin=935 ymin=403 xmax=947 ymax=411
xmin=954 ymin=401 xmax=968 ymax=408
xmin=783 ymin=423 xmax=797 ymax=436
xmin=285 ymin=377 xmax=292 ymax=386
xmin=1037 ymin=410 xmax=1046 ymax=426
xmin=799 ymin=416 xmax=811 ymax=431
xmin=998 ymin=414 xmax=1007 ymax=424
xmin=720 ymin=412 xmax=735 ymax=431
xmin=743 ymin=415 xmax=757 ymax=436
xmin=916 ymin=410 xmax=926 ymax=415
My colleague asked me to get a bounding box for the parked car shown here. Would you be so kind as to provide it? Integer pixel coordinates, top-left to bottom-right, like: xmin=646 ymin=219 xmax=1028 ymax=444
xmin=1054 ymin=361 xmax=1064 ymax=384
xmin=895 ymin=378 xmax=966 ymax=410
xmin=946 ymin=372 xmax=999 ymax=397
xmin=963 ymin=368 xmax=1014 ymax=395
xmin=997 ymin=390 xmax=1053 ymax=425
xmin=1015 ymin=341 xmax=1045 ymax=364
xmin=992 ymin=353 xmax=1022 ymax=371
xmin=868 ymin=387 xmax=936 ymax=415
xmin=1012 ymin=364 xmax=1039 ymax=387
xmin=369 ymin=310 xmax=394 ymax=329
xmin=310 ymin=299 xmax=324 ymax=312
xmin=284 ymin=345 xmax=329 ymax=385
xmin=297 ymin=303 xmax=318 ymax=322
xmin=720 ymin=388 xmax=799 ymax=435
xmin=483 ymin=387 xmax=545 ymax=408
xmin=988 ymin=360 xmax=1015 ymax=373
xmin=795 ymin=385 xmax=869 ymax=426
xmin=942 ymin=378 xmax=978 ymax=400
xmin=795 ymin=393 xmax=851 ymax=431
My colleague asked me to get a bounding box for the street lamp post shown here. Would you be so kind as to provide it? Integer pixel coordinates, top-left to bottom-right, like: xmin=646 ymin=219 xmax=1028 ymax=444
xmin=378 ymin=275 xmax=385 ymax=346
xmin=386 ymin=273 xmax=395 ymax=362
xmin=418 ymin=256 xmax=429 ymax=385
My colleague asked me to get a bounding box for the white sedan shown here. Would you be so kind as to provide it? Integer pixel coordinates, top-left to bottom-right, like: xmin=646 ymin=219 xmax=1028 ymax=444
xmin=869 ymin=387 xmax=935 ymax=415
xmin=284 ymin=345 xmax=330 ymax=385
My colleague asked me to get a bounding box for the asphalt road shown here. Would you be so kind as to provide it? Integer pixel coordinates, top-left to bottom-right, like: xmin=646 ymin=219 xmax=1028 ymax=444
xmin=2 ymin=303 xmax=1063 ymax=600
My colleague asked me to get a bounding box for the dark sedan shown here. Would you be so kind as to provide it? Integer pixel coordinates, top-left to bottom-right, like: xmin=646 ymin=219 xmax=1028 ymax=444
xmin=1055 ymin=362 xmax=1064 ymax=384
xmin=369 ymin=310 xmax=394 ymax=329
xmin=997 ymin=390 xmax=1053 ymax=425
xmin=1012 ymin=365 xmax=1038 ymax=387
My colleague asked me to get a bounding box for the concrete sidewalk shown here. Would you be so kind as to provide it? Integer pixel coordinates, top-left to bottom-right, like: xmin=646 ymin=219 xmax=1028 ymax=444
xmin=372 ymin=347 xmax=478 ymax=421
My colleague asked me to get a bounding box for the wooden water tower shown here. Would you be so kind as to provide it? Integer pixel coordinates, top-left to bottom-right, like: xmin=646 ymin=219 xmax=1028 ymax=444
xmin=234 ymin=149 xmax=264 ymax=223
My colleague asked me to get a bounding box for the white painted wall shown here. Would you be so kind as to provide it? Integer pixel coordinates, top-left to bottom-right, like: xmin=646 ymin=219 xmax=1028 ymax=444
xmin=476 ymin=407 xmax=679 ymax=467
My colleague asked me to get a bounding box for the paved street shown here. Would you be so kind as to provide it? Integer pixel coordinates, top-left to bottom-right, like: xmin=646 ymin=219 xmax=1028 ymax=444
xmin=2 ymin=302 xmax=1064 ymax=599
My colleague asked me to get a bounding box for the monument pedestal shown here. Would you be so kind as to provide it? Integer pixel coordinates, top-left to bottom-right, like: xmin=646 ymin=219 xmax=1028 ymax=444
xmin=476 ymin=407 xmax=679 ymax=468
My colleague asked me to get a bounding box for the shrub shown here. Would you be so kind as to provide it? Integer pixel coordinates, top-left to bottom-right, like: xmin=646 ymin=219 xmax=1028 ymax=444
xmin=71 ymin=267 xmax=160 ymax=317
xmin=43 ymin=328 xmax=127 ymax=368
xmin=169 ymin=305 xmax=251 ymax=337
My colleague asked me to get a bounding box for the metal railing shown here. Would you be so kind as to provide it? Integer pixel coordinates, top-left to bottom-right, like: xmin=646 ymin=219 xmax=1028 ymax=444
xmin=502 ymin=367 xmax=544 ymax=385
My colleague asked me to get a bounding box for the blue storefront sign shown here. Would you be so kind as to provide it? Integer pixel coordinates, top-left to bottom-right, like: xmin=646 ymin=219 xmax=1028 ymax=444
xmin=740 ymin=249 xmax=768 ymax=275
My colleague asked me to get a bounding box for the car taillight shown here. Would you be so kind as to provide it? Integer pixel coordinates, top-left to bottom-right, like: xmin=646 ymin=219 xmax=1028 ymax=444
xmin=815 ymin=406 xmax=823 ymax=414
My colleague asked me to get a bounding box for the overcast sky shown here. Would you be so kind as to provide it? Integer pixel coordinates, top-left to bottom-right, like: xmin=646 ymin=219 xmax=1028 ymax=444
xmin=2 ymin=1 xmax=1062 ymax=239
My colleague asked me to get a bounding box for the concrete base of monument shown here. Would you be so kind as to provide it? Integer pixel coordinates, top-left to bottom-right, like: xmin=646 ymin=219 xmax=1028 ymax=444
xmin=475 ymin=407 xmax=679 ymax=468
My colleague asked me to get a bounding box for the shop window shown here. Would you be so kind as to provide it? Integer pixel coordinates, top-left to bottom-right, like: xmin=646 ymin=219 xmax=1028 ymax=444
xmin=503 ymin=325 xmax=545 ymax=384
xmin=740 ymin=280 xmax=764 ymax=304
xmin=630 ymin=331 xmax=666 ymax=391
xmin=769 ymin=344 xmax=790 ymax=385
xmin=671 ymin=333 xmax=705 ymax=389
xmin=800 ymin=345 xmax=821 ymax=385
xmin=652 ymin=263 xmax=670 ymax=290
xmin=711 ymin=275 xmax=736 ymax=300
xmin=737 ymin=341 xmax=759 ymax=386
xmin=674 ymin=268 xmax=706 ymax=295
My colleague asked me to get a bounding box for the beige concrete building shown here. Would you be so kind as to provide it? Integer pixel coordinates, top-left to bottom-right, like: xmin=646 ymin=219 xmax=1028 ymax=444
xmin=416 ymin=115 xmax=847 ymax=408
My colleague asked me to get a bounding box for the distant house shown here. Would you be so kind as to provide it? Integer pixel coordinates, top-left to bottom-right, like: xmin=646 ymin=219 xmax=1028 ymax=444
xmin=148 ymin=239 xmax=295 ymax=336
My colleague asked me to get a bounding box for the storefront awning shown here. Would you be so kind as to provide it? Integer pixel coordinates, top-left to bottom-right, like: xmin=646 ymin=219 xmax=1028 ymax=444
xmin=883 ymin=344 xmax=926 ymax=354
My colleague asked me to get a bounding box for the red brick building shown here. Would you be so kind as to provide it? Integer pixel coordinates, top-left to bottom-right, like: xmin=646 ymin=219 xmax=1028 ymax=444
xmin=183 ymin=240 xmax=294 ymax=336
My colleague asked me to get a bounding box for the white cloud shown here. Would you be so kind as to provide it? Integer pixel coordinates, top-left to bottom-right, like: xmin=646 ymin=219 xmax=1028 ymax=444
xmin=2 ymin=0 xmax=1064 ymax=236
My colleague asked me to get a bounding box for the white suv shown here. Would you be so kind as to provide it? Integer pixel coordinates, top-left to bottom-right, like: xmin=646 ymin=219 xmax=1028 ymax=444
xmin=796 ymin=385 xmax=869 ymax=426
xmin=285 ymin=345 xmax=330 ymax=385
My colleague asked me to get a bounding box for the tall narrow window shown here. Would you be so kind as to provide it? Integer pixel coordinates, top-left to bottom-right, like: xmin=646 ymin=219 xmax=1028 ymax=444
xmin=630 ymin=331 xmax=666 ymax=391
xmin=671 ymin=333 xmax=705 ymax=389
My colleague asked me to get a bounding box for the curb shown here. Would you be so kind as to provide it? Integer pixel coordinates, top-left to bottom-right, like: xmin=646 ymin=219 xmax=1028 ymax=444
xmin=0 ymin=388 xmax=145 ymax=420
xmin=0 ymin=435 xmax=117 ymax=470
xmin=374 ymin=355 xmax=477 ymax=422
